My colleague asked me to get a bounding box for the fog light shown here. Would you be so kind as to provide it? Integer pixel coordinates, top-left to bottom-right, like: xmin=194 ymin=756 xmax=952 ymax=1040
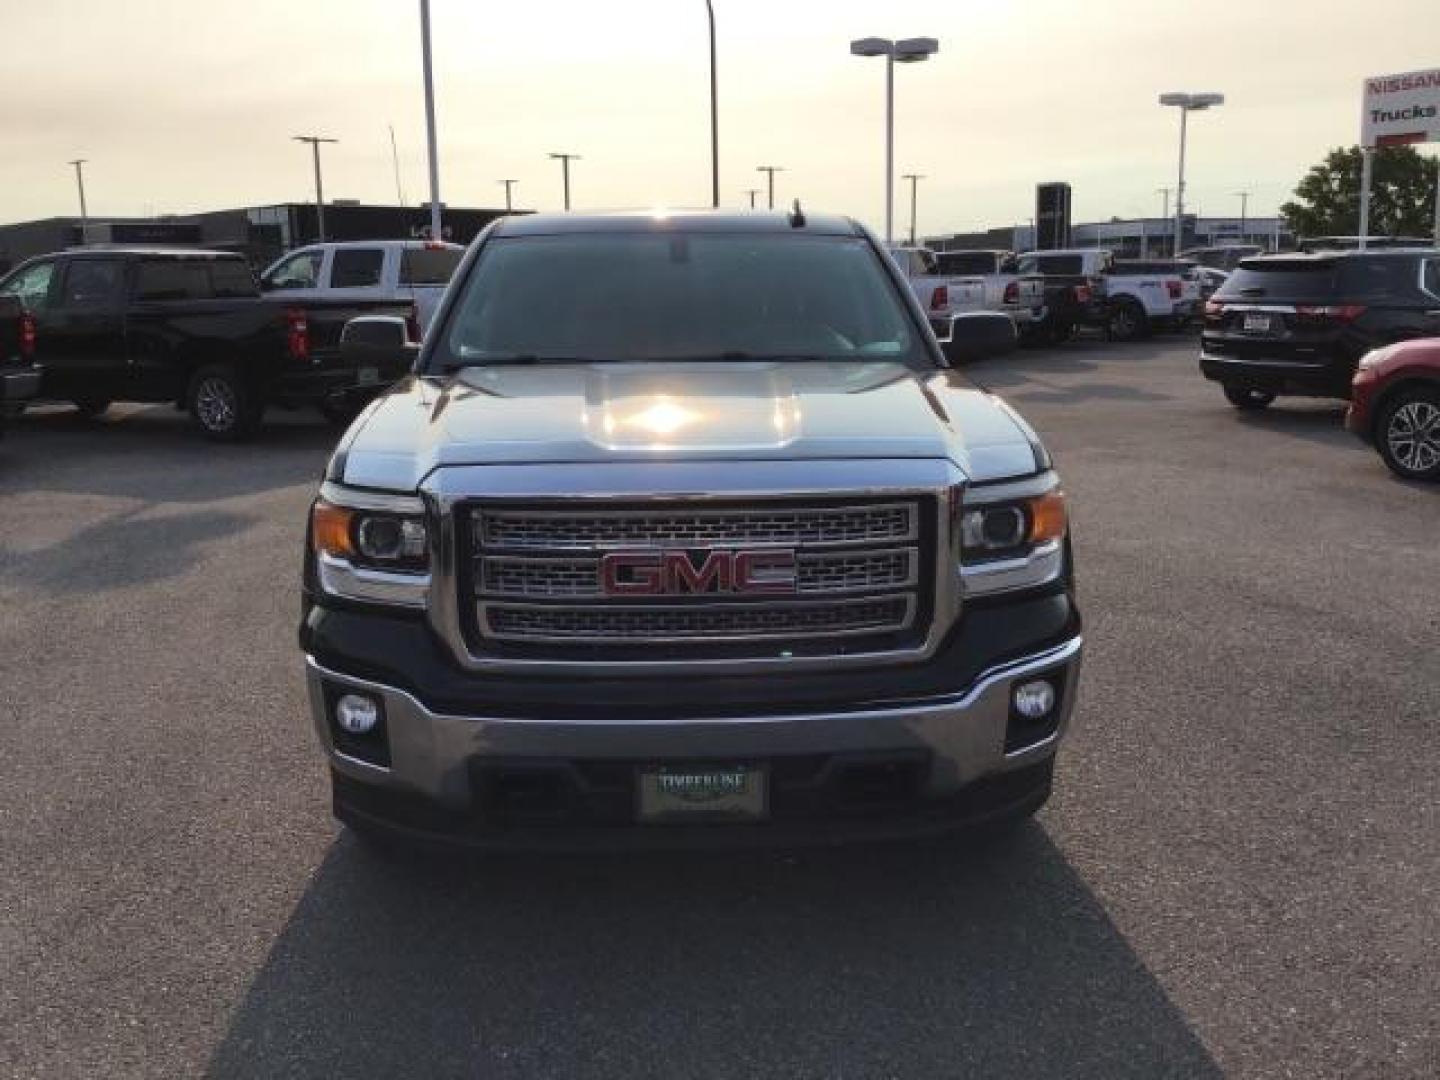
xmin=335 ymin=693 xmax=380 ymax=735
xmin=1012 ymin=679 xmax=1056 ymax=720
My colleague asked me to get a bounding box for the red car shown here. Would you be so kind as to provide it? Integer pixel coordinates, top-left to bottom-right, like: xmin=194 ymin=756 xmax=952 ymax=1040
xmin=1348 ymin=337 xmax=1440 ymax=481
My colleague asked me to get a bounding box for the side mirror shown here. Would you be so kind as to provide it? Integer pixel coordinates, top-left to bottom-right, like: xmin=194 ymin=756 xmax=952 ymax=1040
xmin=940 ymin=311 xmax=1017 ymax=364
xmin=340 ymin=316 xmax=417 ymax=368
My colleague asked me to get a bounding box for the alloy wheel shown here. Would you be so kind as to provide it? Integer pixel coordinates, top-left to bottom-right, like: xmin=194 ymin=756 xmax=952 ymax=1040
xmin=194 ymin=377 xmax=237 ymax=432
xmin=1386 ymin=399 xmax=1440 ymax=475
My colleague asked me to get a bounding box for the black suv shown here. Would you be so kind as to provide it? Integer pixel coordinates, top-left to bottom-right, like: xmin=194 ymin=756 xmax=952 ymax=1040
xmin=1200 ymin=249 xmax=1440 ymax=410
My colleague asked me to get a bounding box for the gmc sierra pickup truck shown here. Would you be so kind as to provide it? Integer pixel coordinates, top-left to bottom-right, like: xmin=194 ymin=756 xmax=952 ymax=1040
xmin=300 ymin=210 xmax=1082 ymax=851
xmin=0 ymin=247 xmax=416 ymax=439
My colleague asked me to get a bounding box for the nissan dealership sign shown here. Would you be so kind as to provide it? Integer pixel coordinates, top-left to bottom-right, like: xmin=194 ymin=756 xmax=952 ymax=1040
xmin=1362 ymin=67 xmax=1440 ymax=147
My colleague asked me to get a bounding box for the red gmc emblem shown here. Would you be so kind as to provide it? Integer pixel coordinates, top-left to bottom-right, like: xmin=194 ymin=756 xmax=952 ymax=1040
xmin=600 ymin=550 xmax=798 ymax=596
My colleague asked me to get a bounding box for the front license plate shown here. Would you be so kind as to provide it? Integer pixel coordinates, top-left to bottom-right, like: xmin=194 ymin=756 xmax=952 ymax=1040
xmin=1242 ymin=313 xmax=1273 ymax=334
xmin=356 ymin=365 xmax=380 ymax=386
xmin=637 ymin=764 xmax=768 ymax=824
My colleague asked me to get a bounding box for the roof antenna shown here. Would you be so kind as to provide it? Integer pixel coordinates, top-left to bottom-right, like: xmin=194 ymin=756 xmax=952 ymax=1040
xmin=789 ymin=198 xmax=806 ymax=228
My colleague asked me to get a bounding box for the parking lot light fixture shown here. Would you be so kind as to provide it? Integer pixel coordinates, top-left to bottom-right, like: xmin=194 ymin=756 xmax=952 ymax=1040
xmin=549 ymin=153 xmax=581 ymax=211
xmin=292 ymin=135 xmax=338 ymax=242
xmin=67 ymin=159 xmax=88 ymax=244
xmin=1158 ymin=92 xmax=1225 ymax=257
xmin=756 ymin=165 xmax=784 ymax=209
xmin=851 ymin=36 xmax=939 ymax=243
xmin=902 ymin=173 xmax=924 ymax=245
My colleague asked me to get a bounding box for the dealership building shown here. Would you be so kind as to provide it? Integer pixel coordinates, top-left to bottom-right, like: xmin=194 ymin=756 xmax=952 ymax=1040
xmin=926 ymin=215 xmax=1293 ymax=257
xmin=0 ymin=201 xmax=514 ymax=273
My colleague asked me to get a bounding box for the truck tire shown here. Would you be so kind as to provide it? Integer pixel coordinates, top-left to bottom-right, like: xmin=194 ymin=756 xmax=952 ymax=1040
xmin=188 ymin=364 xmax=263 ymax=442
xmin=1376 ymin=386 xmax=1440 ymax=481
xmin=71 ymin=396 xmax=112 ymax=419
xmin=1223 ymin=384 xmax=1275 ymax=411
xmin=1106 ymin=299 xmax=1149 ymax=342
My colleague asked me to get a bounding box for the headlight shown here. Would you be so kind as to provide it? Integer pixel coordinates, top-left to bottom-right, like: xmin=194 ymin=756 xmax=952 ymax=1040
xmin=960 ymin=489 xmax=1067 ymax=562
xmin=959 ymin=482 xmax=1068 ymax=597
xmin=310 ymin=484 xmax=430 ymax=607
xmin=312 ymin=501 xmax=428 ymax=571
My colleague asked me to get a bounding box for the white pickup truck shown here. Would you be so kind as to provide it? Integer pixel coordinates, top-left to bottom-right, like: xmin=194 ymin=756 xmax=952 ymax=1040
xmin=935 ymin=249 xmax=1048 ymax=334
xmin=260 ymin=240 xmax=465 ymax=333
xmin=886 ymin=245 xmax=987 ymax=336
xmin=1017 ymin=249 xmax=1196 ymax=342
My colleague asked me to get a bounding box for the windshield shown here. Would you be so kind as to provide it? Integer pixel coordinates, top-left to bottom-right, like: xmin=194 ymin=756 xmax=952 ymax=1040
xmin=431 ymin=232 xmax=925 ymax=369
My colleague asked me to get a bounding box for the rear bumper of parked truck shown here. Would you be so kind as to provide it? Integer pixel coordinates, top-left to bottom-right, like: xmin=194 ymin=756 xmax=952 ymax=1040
xmin=303 ymin=634 xmax=1082 ymax=851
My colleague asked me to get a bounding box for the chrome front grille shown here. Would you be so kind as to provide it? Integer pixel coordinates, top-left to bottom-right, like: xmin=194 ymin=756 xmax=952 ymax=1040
xmin=468 ymin=499 xmax=930 ymax=654
xmin=483 ymin=596 xmax=913 ymax=642
xmin=481 ymin=549 xmax=916 ymax=599
xmin=478 ymin=504 xmax=917 ymax=550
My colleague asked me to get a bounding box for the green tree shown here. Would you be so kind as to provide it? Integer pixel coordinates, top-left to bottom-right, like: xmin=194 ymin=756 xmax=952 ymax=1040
xmin=1280 ymin=145 xmax=1437 ymax=238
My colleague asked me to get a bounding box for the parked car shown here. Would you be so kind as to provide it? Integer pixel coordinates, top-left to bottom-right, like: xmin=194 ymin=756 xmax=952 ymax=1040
xmin=885 ymin=245 xmax=987 ymax=337
xmin=934 ymin=249 xmax=1048 ymax=335
xmin=1014 ymin=249 xmax=1109 ymax=342
xmin=0 ymin=295 xmax=41 ymax=440
xmin=0 ymin=247 xmax=417 ymax=438
xmin=1194 ymin=266 xmax=1229 ymax=302
xmin=1347 ymin=337 xmax=1440 ymax=481
xmin=1110 ymin=259 xmax=1202 ymax=333
xmin=301 ymin=209 xmax=1081 ymax=851
xmin=1200 ymin=249 xmax=1440 ymax=411
xmin=260 ymin=239 xmax=464 ymax=333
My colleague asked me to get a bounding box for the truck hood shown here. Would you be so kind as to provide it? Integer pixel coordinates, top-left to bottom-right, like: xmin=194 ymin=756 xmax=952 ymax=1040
xmin=335 ymin=361 xmax=1042 ymax=491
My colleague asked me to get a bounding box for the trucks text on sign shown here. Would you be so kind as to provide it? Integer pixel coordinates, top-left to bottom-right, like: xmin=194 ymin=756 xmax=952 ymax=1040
xmin=1361 ymin=68 xmax=1440 ymax=147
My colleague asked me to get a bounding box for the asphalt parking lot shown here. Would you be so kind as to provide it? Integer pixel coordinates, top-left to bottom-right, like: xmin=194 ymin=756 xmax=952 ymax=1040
xmin=1 ymin=335 xmax=1437 ymax=1079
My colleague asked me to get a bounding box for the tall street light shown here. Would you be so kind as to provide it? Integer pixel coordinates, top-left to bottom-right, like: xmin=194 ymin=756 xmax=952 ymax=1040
xmin=550 ymin=153 xmax=580 ymax=210
xmin=1233 ymin=189 xmax=1250 ymax=240
xmin=499 ymin=179 xmax=517 ymax=213
xmin=850 ymin=36 xmax=939 ymax=243
xmin=902 ymin=173 xmax=923 ymax=245
xmin=68 ymin=159 xmax=88 ymax=243
xmin=756 ymin=165 xmax=783 ymax=209
xmin=1159 ymin=91 xmax=1224 ymax=257
xmin=705 ymin=0 xmax=718 ymax=209
xmin=293 ymin=135 xmax=338 ymax=242
xmin=419 ymin=0 xmax=443 ymax=241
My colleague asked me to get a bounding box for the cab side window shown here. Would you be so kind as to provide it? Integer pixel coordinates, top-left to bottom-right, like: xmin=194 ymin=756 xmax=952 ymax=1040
xmin=59 ymin=259 xmax=125 ymax=309
xmin=263 ymin=250 xmax=323 ymax=290
xmin=330 ymin=248 xmax=384 ymax=288
xmin=1 ymin=260 xmax=57 ymax=311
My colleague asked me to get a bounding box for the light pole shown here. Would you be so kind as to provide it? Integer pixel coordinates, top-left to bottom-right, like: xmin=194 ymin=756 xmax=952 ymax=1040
xmin=705 ymin=0 xmax=718 ymax=208
xmin=293 ymin=135 xmax=338 ymax=242
xmin=550 ymin=153 xmax=580 ymax=210
xmin=902 ymin=173 xmax=923 ymax=245
xmin=419 ymin=0 xmax=443 ymax=241
xmin=1234 ymin=190 xmax=1250 ymax=240
xmin=68 ymin=159 xmax=88 ymax=243
xmin=756 ymin=165 xmax=783 ymax=209
xmin=850 ymin=36 xmax=939 ymax=243
xmin=499 ymin=179 xmax=517 ymax=213
xmin=745 ymin=188 xmax=761 ymax=209
xmin=1159 ymin=92 xmax=1224 ymax=257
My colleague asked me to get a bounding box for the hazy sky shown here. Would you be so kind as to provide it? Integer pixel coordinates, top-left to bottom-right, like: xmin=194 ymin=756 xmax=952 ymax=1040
xmin=3 ymin=0 xmax=1437 ymax=236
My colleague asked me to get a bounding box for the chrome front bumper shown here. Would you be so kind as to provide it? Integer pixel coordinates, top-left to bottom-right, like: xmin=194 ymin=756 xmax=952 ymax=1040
xmin=305 ymin=635 xmax=1082 ymax=811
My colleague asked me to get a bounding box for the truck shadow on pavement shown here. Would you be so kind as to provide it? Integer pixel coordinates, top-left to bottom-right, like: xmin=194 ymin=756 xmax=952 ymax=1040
xmin=207 ymin=825 xmax=1221 ymax=1079
xmin=1 ymin=405 xmax=335 ymax=504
